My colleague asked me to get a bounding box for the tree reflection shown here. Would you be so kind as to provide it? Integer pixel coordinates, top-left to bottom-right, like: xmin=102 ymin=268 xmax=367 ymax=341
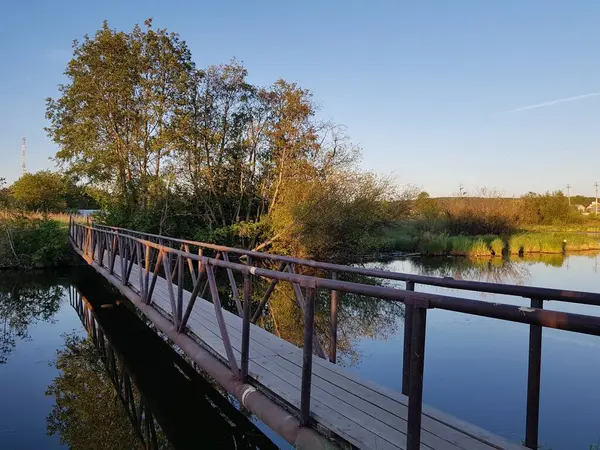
xmin=257 ymin=274 xmax=402 ymax=366
xmin=0 ymin=271 xmax=63 ymax=363
xmin=396 ymin=257 xmax=533 ymax=285
xmin=46 ymin=332 xmax=142 ymax=450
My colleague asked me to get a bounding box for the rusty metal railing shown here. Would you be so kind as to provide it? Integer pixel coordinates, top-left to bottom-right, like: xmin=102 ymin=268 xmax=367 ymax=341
xmin=71 ymin=220 xmax=600 ymax=449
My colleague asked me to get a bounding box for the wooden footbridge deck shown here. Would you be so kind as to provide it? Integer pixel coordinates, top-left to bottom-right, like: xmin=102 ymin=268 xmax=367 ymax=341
xmin=69 ymin=221 xmax=600 ymax=450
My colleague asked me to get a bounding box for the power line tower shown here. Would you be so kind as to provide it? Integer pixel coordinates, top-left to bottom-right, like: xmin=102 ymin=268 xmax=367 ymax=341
xmin=21 ymin=137 xmax=27 ymax=176
xmin=566 ymin=184 xmax=571 ymax=206
xmin=595 ymin=182 xmax=599 ymax=216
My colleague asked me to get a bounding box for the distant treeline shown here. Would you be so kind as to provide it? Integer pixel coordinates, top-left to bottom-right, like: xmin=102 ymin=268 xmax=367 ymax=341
xmin=0 ymin=173 xmax=98 ymax=212
xmin=405 ymin=191 xmax=596 ymax=236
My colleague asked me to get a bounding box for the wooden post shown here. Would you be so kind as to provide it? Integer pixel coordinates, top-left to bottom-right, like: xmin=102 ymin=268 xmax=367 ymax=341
xmin=300 ymin=286 xmax=316 ymax=426
xmin=402 ymin=280 xmax=415 ymax=396
xmin=525 ymin=298 xmax=543 ymax=449
xmin=330 ymin=271 xmax=339 ymax=364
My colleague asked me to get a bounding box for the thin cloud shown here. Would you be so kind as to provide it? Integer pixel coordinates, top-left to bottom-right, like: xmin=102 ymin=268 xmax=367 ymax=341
xmin=509 ymin=91 xmax=600 ymax=113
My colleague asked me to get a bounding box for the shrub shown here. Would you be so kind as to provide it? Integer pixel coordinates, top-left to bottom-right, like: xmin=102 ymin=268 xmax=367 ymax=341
xmin=490 ymin=238 xmax=505 ymax=256
xmin=449 ymin=236 xmax=473 ymax=256
xmin=508 ymin=235 xmax=524 ymax=255
xmin=468 ymin=238 xmax=492 ymax=257
xmin=0 ymin=215 xmax=72 ymax=268
xmin=539 ymin=235 xmax=564 ymax=254
xmin=419 ymin=234 xmax=449 ymax=255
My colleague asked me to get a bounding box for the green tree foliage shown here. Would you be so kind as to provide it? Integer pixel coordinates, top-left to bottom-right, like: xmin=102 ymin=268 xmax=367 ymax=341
xmin=47 ymin=20 xmax=399 ymax=260
xmin=46 ymin=19 xmax=193 ymax=214
xmin=10 ymin=171 xmax=67 ymax=211
xmin=519 ymin=191 xmax=574 ymax=225
xmin=0 ymin=178 xmax=10 ymax=208
xmin=571 ymin=195 xmax=594 ymax=207
xmin=63 ymin=176 xmax=100 ymax=210
xmin=412 ymin=191 xmax=440 ymax=220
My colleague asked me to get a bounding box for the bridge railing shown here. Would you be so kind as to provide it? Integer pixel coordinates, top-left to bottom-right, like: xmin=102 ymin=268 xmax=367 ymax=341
xmin=70 ymin=220 xmax=600 ymax=449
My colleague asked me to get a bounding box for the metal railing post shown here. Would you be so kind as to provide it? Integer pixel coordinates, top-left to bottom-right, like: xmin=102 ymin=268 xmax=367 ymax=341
xmin=330 ymin=271 xmax=339 ymax=363
xmin=402 ymin=281 xmax=415 ymax=396
xmin=406 ymin=301 xmax=427 ymax=450
xmin=300 ymin=286 xmax=316 ymax=426
xmin=525 ymin=298 xmax=543 ymax=449
xmin=241 ymin=256 xmax=252 ymax=382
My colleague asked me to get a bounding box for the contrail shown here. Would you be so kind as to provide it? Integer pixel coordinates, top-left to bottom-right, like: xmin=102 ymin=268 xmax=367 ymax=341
xmin=510 ymin=91 xmax=600 ymax=113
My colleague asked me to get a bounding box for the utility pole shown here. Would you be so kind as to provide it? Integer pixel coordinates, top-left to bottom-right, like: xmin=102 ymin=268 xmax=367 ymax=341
xmin=21 ymin=137 xmax=27 ymax=176
xmin=595 ymin=182 xmax=599 ymax=216
xmin=566 ymin=184 xmax=571 ymax=206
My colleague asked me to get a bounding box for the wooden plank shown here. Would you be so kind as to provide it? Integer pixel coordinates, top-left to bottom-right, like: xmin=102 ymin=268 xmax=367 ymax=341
xmin=146 ymin=274 xmax=281 ymax=359
xmin=252 ymin=355 xmax=461 ymax=450
xmin=246 ymin=359 xmax=383 ymax=450
xmin=279 ymin=351 xmax=524 ymax=450
xmin=153 ymin=292 xmax=277 ymax=360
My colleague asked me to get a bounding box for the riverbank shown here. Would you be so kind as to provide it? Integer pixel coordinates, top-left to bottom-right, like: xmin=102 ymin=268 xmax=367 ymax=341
xmin=0 ymin=214 xmax=75 ymax=269
xmin=373 ymin=222 xmax=600 ymax=257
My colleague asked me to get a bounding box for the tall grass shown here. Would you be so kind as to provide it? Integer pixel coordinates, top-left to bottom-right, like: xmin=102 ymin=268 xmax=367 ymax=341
xmin=0 ymin=214 xmax=73 ymax=268
xmin=468 ymin=238 xmax=492 ymax=257
xmin=379 ymin=226 xmax=600 ymax=258
xmin=0 ymin=210 xmax=87 ymax=225
xmin=489 ymin=238 xmax=505 ymax=256
xmin=448 ymin=236 xmax=473 ymax=256
xmin=418 ymin=234 xmax=449 ymax=255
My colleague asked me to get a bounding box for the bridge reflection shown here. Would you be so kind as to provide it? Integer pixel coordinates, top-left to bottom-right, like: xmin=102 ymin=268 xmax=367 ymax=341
xmin=66 ymin=275 xmax=278 ymax=449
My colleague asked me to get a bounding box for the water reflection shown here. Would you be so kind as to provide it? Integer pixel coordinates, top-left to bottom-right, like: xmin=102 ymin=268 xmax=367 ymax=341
xmin=46 ymin=332 xmax=144 ymax=450
xmin=391 ymin=251 xmax=600 ymax=285
xmin=49 ymin=276 xmax=279 ymax=450
xmin=0 ymin=271 xmax=64 ymax=363
xmin=256 ymin=276 xmax=403 ymax=366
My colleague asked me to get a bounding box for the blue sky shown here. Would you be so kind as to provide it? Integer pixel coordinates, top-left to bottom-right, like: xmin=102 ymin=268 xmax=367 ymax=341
xmin=1 ymin=1 xmax=599 ymax=197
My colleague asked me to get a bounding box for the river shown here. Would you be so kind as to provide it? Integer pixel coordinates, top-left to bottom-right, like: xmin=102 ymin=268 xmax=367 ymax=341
xmin=350 ymin=252 xmax=600 ymax=450
xmin=0 ymin=253 xmax=598 ymax=449
xmin=0 ymin=267 xmax=284 ymax=449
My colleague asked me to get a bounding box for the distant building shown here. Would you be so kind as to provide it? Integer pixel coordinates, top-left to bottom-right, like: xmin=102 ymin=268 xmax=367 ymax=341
xmin=586 ymin=202 xmax=600 ymax=214
xmin=573 ymin=204 xmax=586 ymax=213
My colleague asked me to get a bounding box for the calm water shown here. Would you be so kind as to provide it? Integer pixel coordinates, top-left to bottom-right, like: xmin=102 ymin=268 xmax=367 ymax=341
xmin=0 ymin=267 xmax=283 ymax=449
xmin=345 ymin=252 xmax=600 ymax=449
xmin=1 ymin=254 xmax=599 ymax=449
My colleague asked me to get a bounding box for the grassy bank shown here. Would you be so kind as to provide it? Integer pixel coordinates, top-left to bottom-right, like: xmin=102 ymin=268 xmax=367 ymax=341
xmin=520 ymin=223 xmax=600 ymax=233
xmin=0 ymin=213 xmax=74 ymax=269
xmin=374 ymin=223 xmax=600 ymax=257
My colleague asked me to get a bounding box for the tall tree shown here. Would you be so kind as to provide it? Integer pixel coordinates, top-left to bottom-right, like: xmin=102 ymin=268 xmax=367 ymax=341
xmin=10 ymin=171 xmax=67 ymax=211
xmin=46 ymin=19 xmax=193 ymax=213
